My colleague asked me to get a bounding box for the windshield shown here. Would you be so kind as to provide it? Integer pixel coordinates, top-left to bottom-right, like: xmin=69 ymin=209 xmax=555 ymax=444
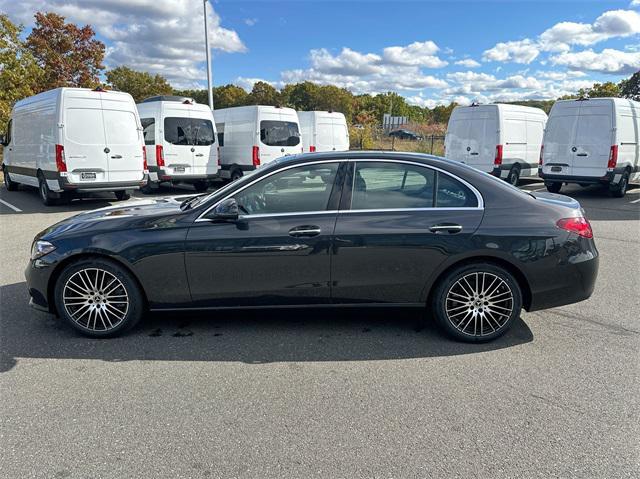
xmin=260 ymin=120 xmax=301 ymax=147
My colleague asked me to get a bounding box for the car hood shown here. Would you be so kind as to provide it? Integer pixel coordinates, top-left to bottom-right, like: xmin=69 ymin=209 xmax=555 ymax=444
xmin=38 ymin=196 xmax=192 ymax=241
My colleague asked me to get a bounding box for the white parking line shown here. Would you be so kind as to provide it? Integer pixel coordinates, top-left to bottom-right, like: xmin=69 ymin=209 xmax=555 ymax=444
xmin=630 ymin=197 xmax=640 ymax=204
xmin=0 ymin=198 xmax=22 ymax=212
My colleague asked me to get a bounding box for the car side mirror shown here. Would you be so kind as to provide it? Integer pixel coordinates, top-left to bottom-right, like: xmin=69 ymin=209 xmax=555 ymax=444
xmin=209 ymin=197 xmax=239 ymax=220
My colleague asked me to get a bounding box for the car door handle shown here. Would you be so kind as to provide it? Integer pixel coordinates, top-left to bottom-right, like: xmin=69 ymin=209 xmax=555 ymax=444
xmin=429 ymin=223 xmax=463 ymax=234
xmin=195 ymin=153 xmax=204 ymax=157
xmin=289 ymin=226 xmax=321 ymax=237
xmin=576 ymin=153 xmax=588 ymax=157
xmin=110 ymin=154 xmax=123 ymax=159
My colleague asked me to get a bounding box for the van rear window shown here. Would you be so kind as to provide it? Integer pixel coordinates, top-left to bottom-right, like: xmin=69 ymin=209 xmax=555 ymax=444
xmin=164 ymin=117 xmax=215 ymax=146
xmin=260 ymin=121 xmax=300 ymax=147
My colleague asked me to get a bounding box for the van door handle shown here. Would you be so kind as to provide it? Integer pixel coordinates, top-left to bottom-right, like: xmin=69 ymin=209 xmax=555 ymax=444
xmin=470 ymin=152 xmax=479 ymax=156
xmin=110 ymin=154 xmax=123 ymax=159
xmin=289 ymin=226 xmax=321 ymax=237
xmin=195 ymin=153 xmax=204 ymax=157
xmin=576 ymin=153 xmax=588 ymax=157
xmin=429 ymin=223 xmax=463 ymax=234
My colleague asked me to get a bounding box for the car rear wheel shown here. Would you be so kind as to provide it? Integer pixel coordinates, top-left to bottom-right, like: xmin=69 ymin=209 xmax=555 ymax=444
xmin=54 ymin=258 xmax=144 ymax=338
xmin=193 ymin=180 xmax=209 ymax=192
xmin=432 ymin=263 xmax=522 ymax=342
xmin=545 ymin=181 xmax=562 ymax=194
xmin=610 ymin=170 xmax=629 ymax=198
xmin=4 ymin=169 xmax=18 ymax=191
xmin=114 ymin=190 xmax=130 ymax=201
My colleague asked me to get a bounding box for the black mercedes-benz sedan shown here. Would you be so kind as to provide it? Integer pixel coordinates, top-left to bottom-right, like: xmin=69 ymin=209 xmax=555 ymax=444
xmin=26 ymin=151 xmax=599 ymax=342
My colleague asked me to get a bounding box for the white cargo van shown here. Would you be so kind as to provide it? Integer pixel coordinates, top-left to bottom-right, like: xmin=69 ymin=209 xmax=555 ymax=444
xmin=215 ymin=105 xmax=302 ymax=181
xmin=539 ymin=97 xmax=639 ymax=197
xmin=445 ymin=104 xmax=547 ymax=185
xmin=297 ymin=110 xmax=350 ymax=152
xmin=136 ymin=96 xmax=219 ymax=192
xmin=1 ymin=87 xmax=147 ymax=205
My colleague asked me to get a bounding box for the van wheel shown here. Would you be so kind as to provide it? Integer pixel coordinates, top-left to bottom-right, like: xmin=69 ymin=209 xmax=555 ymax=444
xmin=610 ymin=170 xmax=629 ymax=198
xmin=4 ymin=169 xmax=18 ymax=191
xmin=38 ymin=174 xmax=57 ymax=206
xmin=506 ymin=166 xmax=520 ymax=186
xmin=114 ymin=191 xmax=130 ymax=201
xmin=54 ymin=257 xmax=144 ymax=338
xmin=545 ymin=182 xmax=562 ymax=194
xmin=193 ymin=180 xmax=209 ymax=192
xmin=230 ymin=169 xmax=243 ymax=182
xmin=431 ymin=263 xmax=522 ymax=343
xmin=140 ymin=182 xmax=155 ymax=194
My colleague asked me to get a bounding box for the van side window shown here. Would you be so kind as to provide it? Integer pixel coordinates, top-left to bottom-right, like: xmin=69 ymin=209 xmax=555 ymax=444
xmin=5 ymin=119 xmax=12 ymax=145
xmin=141 ymin=118 xmax=155 ymax=145
xmin=436 ymin=173 xmax=478 ymax=208
xmin=351 ymin=162 xmax=435 ymax=210
xmin=216 ymin=123 xmax=224 ymax=146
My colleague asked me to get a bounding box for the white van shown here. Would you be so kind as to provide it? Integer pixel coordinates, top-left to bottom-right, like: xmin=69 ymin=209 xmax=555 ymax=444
xmin=1 ymin=87 xmax=147 ymax=205
xmin=136 ymin=96 xmax=219 ymax=192
xmin=540 ymin=97 xmax=639 ymax=197
xmin=215 ymin=105 xmax=302 ymax=181
xmin=297 ymin=110 xmax=350 ymax=152
xmin=445 ymin=104 xmax=547 ymax=185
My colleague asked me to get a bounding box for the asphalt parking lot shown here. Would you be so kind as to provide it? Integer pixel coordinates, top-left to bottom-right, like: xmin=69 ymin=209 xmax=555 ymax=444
xmin=1 ymin=179 xmax=639 ymax=478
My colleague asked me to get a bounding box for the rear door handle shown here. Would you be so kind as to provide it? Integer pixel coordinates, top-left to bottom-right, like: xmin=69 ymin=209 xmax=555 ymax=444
xmin=195 ymin=153 xmax=204 ymax=157
xmin=110 ymin=154 xmax=123 ymax=159
xmin=289 ymin=225 xmax=321 ymax=237
xmin=429 ymin=223 xmax=463 ymax=234
xmin=576 ymin=153 xmax=588 ymax=157
xmin=470 ymin=152 xmax=479 ymax=156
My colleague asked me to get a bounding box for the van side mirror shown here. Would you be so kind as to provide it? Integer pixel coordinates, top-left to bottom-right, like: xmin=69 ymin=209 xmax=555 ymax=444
xmin=208 ymin=197 xmax=239 ymax=220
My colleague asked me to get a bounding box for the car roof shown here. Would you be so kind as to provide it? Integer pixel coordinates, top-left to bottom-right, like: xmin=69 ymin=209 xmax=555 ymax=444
xmin=275 ymin=150 xmax=456 ymax=168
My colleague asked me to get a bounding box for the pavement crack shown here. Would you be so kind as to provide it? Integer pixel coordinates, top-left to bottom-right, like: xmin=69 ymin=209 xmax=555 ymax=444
xmin=538 ymin=309 xmax=640 ymax=336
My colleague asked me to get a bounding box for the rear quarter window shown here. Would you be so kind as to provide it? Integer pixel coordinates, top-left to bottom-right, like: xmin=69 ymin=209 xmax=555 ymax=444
xmin=436 ymin=173 xmax=478 ymax=208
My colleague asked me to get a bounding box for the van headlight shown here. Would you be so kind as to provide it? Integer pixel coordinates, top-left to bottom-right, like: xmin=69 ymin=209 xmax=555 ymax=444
xmin=31 ymin=240 xmax=56 ymax=260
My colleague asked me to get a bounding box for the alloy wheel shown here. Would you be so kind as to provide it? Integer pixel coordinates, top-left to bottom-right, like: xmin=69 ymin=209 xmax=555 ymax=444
xmin=445 ymin=272 xmax=514 ymax=337
xmin=62 ymin=268 xmax=129 ymax=331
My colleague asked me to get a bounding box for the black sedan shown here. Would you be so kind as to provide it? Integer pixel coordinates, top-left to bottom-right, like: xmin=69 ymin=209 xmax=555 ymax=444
xmin=389 ymin=129 xmax=422 ymax=141
xmin=25 ymin=151 xmax=599 ymax=342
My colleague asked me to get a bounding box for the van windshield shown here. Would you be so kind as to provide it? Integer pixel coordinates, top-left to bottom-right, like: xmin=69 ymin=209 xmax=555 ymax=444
xmin=260 ymin=120 xmax=300 ymax=147
xmin=164 ymin=117 xmax=215 ymax=146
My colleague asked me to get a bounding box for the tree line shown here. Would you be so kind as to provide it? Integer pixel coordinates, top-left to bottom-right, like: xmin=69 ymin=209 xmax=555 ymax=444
xmin=1 ymin=11 xmax=639 ymax=138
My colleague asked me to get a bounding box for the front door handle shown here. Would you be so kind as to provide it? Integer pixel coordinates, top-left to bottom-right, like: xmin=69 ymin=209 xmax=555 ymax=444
xmin=289 ymin=225 xmax=321 ymax=237
xmin=429 ymin=223 xmax=463 ymax=234
xmin=111 ymin=154 xmax=123 ymax=159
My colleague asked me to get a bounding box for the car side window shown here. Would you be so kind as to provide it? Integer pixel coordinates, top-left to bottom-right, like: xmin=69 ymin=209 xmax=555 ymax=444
xmin=352 ymin=162 xmax=435 ymax=210
xmin=436 ymin=173 xmax=478 ymax=208
xmin=234 ymin=163 xmax=339 ymax=216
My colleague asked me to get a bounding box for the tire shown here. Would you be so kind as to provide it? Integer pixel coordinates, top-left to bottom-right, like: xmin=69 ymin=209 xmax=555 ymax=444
xmin=114 ymin=190 xmax=130 ymax=201
xmin=140 ymin=182 xmax=155 ymax=194
xmin=4 ymin=169 xmax=18 ymax=191
xmin=193 ymin=180 xmax=209 ymax=192
xmin=506 ymin=166 xmax=520 ymax=186
xmin=54 ymin=258 xmax=144 ymax=338
xmin=609 ymin=170 xmax=629 ymax=198
xmin=431 ymin=263 xmax=523 ymax=343
xmin=545 ymin=181 xmax=562 ymax=194
xmin=38 ymin=173 xmax=57 ymax=206
xmin=230 ymin=169 xmax=243 ymax=182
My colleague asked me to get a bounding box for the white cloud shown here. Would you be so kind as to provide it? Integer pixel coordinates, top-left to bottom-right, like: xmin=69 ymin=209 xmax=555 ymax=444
xmin=551 ymin=48 xmax=640 ymax=74
xmin=454 ymin=59 xmax=481 ymax=68
xmin=1 ymin=0 xmax=246 ymax=89
xmin=483 ymin=39 xmax=540 ymax=64
xmin=244 ymin=18 xmax=258 ymax=27
xmin=382 ymin=40 xmax=448 ymax=68
xmin=234 ymin=77 xmax=281 ymax=92
xmin=309 ymin=48 xmax=383 ymax=76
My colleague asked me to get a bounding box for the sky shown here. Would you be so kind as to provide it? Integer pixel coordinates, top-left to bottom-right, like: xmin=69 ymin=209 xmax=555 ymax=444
xmin=2 ymin=0 xmax=640 ymax=107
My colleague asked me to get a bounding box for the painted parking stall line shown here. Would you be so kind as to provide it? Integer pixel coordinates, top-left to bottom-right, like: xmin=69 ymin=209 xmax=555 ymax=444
xmin=0 ymin=198 xmax=22 ymax=212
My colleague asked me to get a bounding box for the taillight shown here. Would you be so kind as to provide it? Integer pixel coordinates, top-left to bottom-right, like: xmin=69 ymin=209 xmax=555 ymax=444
xmin=494 ymin=144 xmax=503 ymax=166
xmin=539 ymin=145 xmax=544 ymax=166
xmin=607 ymin=145 xmax=618 ymax=170
xmin=55 ymin=144 xmax=67 ymax=172
xmin=309 ymin=145 xmax=316 ymax=152
xmin=142 ymin=146 xmax=149 ymax=173
xmin=556 ymin=217 xmax=593 ymax=239
xmin=156 ymin=145 xmax=165 ymax=167
xmin=252 ymin=146 xmax=260 ymax=166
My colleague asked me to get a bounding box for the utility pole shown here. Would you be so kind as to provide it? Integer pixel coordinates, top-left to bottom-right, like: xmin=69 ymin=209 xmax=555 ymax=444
xmin=203 ymin=0 xmax=214 ymax=110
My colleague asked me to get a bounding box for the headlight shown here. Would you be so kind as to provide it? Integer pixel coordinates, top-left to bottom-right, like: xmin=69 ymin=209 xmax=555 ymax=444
xmin=31 ymin=240 xmax=56 ymax=260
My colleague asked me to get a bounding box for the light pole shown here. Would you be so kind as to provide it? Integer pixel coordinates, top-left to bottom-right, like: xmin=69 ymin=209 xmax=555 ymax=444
xmin=203 ymin=0 xmax=214 ymax=110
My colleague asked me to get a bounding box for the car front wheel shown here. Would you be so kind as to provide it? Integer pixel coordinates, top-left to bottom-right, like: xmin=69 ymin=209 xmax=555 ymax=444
xmin=432 ymin=263 xmax=522 ymax=342
xmin=54 ymin=258 xmax=144 ymax=338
